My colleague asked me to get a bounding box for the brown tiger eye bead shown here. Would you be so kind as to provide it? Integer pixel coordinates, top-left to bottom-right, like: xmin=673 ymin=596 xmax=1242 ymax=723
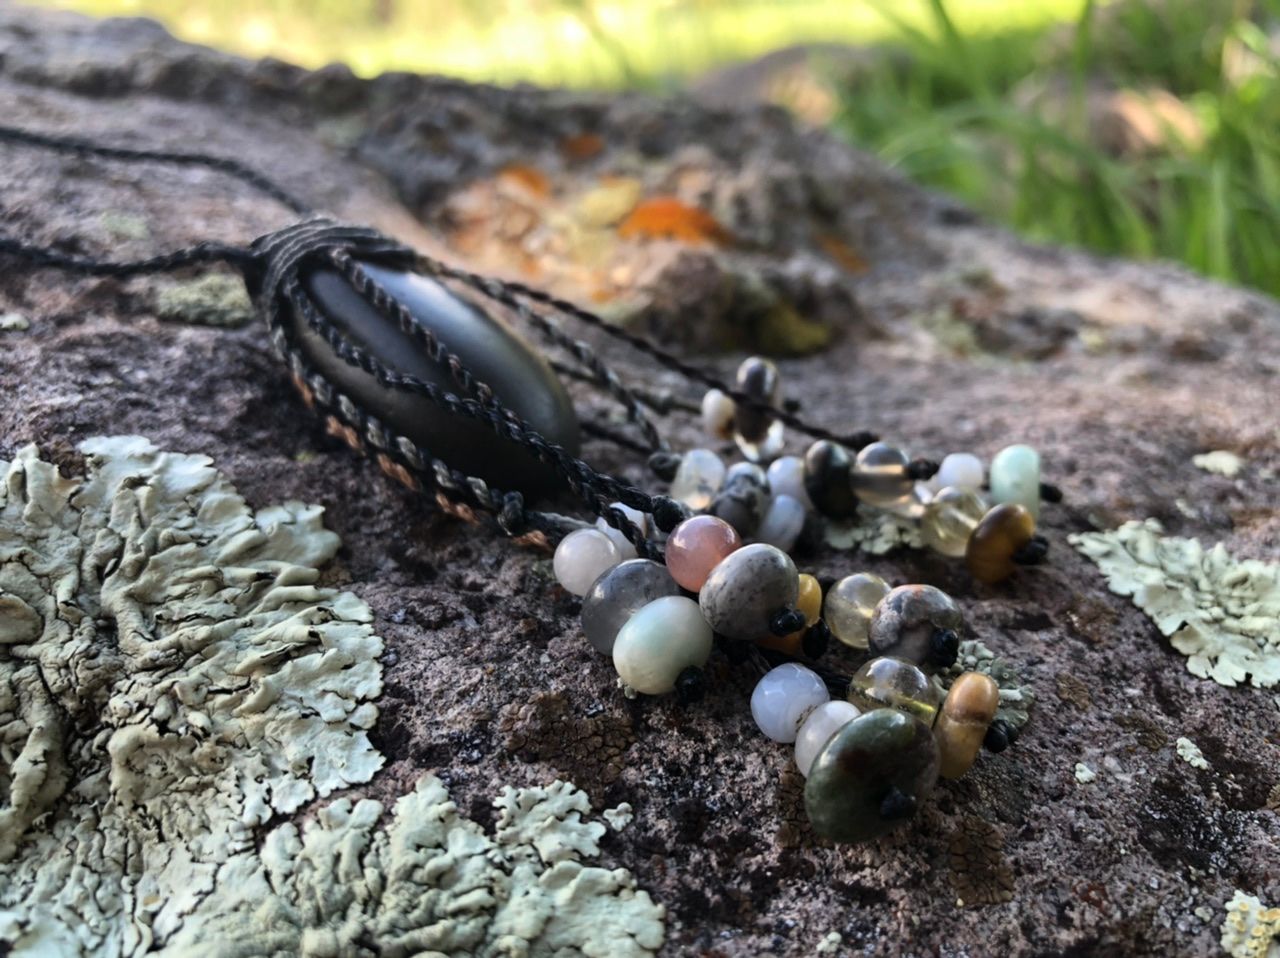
xmin=935 ymin=672 xmax=1000 ymax=779
xmin=965 ymin=503 xmax=1036 ymax=584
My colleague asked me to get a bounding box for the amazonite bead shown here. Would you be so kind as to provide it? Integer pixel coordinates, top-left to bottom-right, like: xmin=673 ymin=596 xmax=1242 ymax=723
xmin=847 ymin=656 xmax=941 ymax=724
xmin=794 ymin=699 xmax=861 ymax=777
xmin=670 ymin=448 xmax=726 ymax=511
xmin=699 ymin=543 xmax=798 ymax=640
xmin=804 ymin=708 xmax=940 ymax=844
xmin=767 ymin=455 xmax=813 ymax=511
xmin=751 ymin=663 xmax=830 ymax=743
xmin=989 ymin=444 xmax=1041 ymax=520
xmin=920 ymin=486 xmax=986 ymax=558
xmin=612 ymin=595 xmax=713 ymax=694
xmin=756 ymin=494 xmax=806 ymax=552
xmin=581 ymin=559 xmax=681 ymax=655
xmin=596 ymin=501 xmax=647 ymax=561
xmin=867 ymin=584 xmax=964 ymax=667
xmin=824 ymin=572 xmax=891 ymax=649
xmin=701 ymin=388 xmax=736 ymax=441
xmin=554 ymin=528 xmax=622 ymax=597
xmin=851 ymin=442 xmax=913 ymax=510
xmin=934 ymin=452 xmax=984 ymax=492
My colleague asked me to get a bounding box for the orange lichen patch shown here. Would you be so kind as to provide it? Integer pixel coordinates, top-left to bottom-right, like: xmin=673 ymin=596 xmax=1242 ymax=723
xmin=560 ymin=132 xmax=606 ymax=162
xmin=290 ymin=373 xmax=315 ymax=409
xmin=618 ymin=196 xmax=733 ymax=246
xmin=497 ymin=163 xmax=553 ymax=199
xmin=376 ymin=453 xmax=420 ymax=492
xmin=325 ymin=416 xmax=363 ymax=454
xmin=816 ymin=232 xmax=869 ymax=274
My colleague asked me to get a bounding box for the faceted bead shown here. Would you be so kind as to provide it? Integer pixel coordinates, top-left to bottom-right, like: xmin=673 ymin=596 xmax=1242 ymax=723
xmin=665 ymin=515 xmax=741 ymax=592
xmin=751 ymin=663 xmax=830 ymax=743
xmin=732 ymin=356 xmax=781 ymax=443
xmin=699 ymin=543 xmax=799 ymax=641
xmin=803 ymin=440 xmax=859 ymax=519
xmin=710 ymin=463 xmax=769 ymax=537
xmin=804 ymin=708 xmax=940 ymax=844
xmin=700 ymin=388 xmax=736 ymax=441
xmin=759 ymin=572 xmax=822 ymax=654
xmin=755 ymin=494 xmax=806 ymax=552
xmin=554 ymin=528 xmax=622 ymax=597
xmin=867 ymin=584 xmax=965 ymax=667
xmin=851 ymin=442 xmax=914 ymax=510
xmin=935 ymin=672 xmax=1000 ymax=779
xmin=669 ymin=448 xmax=726 ymax=511
xmin=965 ymin=503 xmax=1036 ymax=584
xmin=989 ymin=444 xmax=1041 ymax=519
xmin=794 ymin=699 xmax=861 ymax=778
xmin=920 ymin=486 xmax=986 ymax=558
xmin=766 ymin=455 xmax=814 ymax=511
xmin=824 ymin=572 xmax=890 ymax=649
xmin=846 ymin=656 xmax=942 ymax=725
xmin=581 ymin=559 xmax=681 ymax=655
xmin=596 ymin=501 xmax=647 ymax=561
xmin=612 ymin=596 xmax=714 ymax=695
xmin=934 ymin=452 xmax=984 ymax=493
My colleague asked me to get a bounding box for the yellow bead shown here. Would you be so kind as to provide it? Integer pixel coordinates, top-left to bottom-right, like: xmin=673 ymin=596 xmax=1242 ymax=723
xmin=935 ymin=672 xmax=1000 ymax=779
xmin=921 ymin=486 xmax=985 ymax=558
xmin=757 ymin=573 xmax=821 ymax=654
xmin=824 ymin=572 xmax=890 ymax=649
xmin=965 ymin=503 xmax=1036 ymax=584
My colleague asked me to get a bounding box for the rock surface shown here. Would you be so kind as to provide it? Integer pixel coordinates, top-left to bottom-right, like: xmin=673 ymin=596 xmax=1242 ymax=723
xmin=1 ymin=7 xmax=1278 ymax=956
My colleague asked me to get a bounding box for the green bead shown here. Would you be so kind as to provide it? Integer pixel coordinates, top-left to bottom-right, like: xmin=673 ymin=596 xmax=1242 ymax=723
xmin=804 ymin=709 xmax=940 ymax=844
xmin=989 ymin=444 xmax=1041 ymax=520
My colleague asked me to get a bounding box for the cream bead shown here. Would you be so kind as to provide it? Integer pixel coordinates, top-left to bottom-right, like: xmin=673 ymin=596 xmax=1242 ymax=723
xmin=934 ymin=452 xmax=984 ymax=492
xmin=794 ymin=700 xmax=861 ymax=777
xmin=596 ymin=501 xmax=647 ymax=561
xmin=701 ymin=388 xmax=736 ymax=441
xmin=751 ymin=663 xmax=830 ymax=743
xmin=554 ymin=528 xmax=622 ymax=597
xmin=612 ymin=596 xmax=713 ymax=695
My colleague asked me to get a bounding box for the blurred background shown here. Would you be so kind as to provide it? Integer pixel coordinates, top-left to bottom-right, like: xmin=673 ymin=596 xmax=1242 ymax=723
xmin=31 ymin=0 xmax=1280 ymax=296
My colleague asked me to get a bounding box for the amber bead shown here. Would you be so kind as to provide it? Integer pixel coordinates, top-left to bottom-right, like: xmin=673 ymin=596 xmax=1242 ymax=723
xmin=850 ymin=442 xmax=913 ymax=510
xmin=867 ymin=584 xmax=965 ymax=667
xmin=758 ymin=573 xmax=822 ymax=654
xmin=665 ymin=515 xmax=741 ymax=592
xmin=920 ymin=486 xmax=986 ymax=558
xmin=965 ymin=503 xmax=1036 ymax=584
xmin=823 ymin=572 xmax=890 ymax=649
xmin=846 ymin=657 xmax=941 ymax=725
xmin=935 ymin=672 xmax=1000 ymax=779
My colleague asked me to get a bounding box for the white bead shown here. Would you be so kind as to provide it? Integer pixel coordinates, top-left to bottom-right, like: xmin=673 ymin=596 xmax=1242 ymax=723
xmin=596 ymin=501 xmax=646 ymax=561
xmin=755 ymin=494 xmax=806 ymax=552
xmin=766 ymin=456 xmax=813 ymax=510
xmin=750 ymin=663 xmax=830 ymax=744
xmin=670 ymin=448 xmax=726 ymax=511
xmin=700 ymin=388 xmax=736 ymax=440
xmin=554 ymin=528 xmax=622 ymax=597
xmin=794 ymin=700 xmax=861 ymax=777
xmin=612 ymin=595 xmax=713 ymax=695
xmin=934 ymin=452 xmax=984 ymax=493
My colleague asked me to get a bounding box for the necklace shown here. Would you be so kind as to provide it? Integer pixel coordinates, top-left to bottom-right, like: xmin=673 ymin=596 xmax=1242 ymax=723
xmin=0 ymin=123 xmax=1055 ymax=845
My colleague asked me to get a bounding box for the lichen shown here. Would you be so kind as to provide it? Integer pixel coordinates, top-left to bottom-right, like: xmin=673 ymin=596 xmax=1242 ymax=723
xmin=164 ymin=774 xmax=665 ymax=958
xmin=1176 ymin=737 xmax=1210 ymax=770
xmin=153 ymin=273 xmax=254 ymax=327
xmin=1193 ymin=450 xmax=1244 ymax=478
xmin=0 ymin=437 xmax=383 ymax=954
xmin=1220 ymin=889 xmax=1280 ymax=958
xmin=823 ymin=510 xmax=923 ymax=555
xmin=1075 ymin=763 xmax=1097 ymax=784
xmin=939 ymin=638 xmax=1035 ymax=731
xmin=1069 ymin=519 xmax=1280 ymax=688
xmin=0 ymin=312 xmax=28 ymax=332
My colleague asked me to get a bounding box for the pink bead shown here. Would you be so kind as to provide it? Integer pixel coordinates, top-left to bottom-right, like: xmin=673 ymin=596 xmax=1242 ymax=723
xmin=665 ymin=515 xmax=742 ymax=592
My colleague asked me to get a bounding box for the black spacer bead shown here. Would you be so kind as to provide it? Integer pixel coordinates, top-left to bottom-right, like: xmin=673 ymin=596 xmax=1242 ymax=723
xmin=770 ymin=607 xmax=807 ymax=637
xmin=651 ymin=496 xmax=689 ymax=532
xmin=879 ymin=786 xmax=918 ymax=821
xmin=928 ymin=628 xmax=960 ymax=669
xmin=1039 ymin=481 xmax=1064 ymax=503
xmin=647 ymin=451 xmax=682 ymax=482
xmin=1012 ymin=534 xmax=1050 ymax=566
xmin=675 ymin=666 xmax=707 ymax=705
xmin=801 ymin=620 xmax=831 ymax=659
xmin=906 ymin=458 xmax=940 ymax=481
xmin=984 ymin=718 xmax=1014 ymax=753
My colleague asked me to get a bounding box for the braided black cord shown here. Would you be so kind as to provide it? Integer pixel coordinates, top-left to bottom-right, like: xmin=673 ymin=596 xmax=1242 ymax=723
xmin=549 ymin=360 xmax=701 ymax=415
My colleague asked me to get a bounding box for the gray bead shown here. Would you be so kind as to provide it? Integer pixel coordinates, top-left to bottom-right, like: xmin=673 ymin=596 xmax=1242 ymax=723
xmin=699 ymin=543 xmax=798 ymax=640
xmin=581 ymin=559 xmax=681 ymax=655
xmin=710 ymin=468 xmax=769 ymax=538
xmin=867 ymin=584 xmax=965 ymax=667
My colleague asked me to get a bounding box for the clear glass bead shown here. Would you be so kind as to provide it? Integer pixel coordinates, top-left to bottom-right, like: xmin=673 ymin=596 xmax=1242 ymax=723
xmin=669 ymin=448 xmax=726 ymax=511
xmin=851 ymin=442 xmax=913 ymax=509
xmin=824 ymin=572 xmax=891 ymax=649
xmin=846 ymin=656 xmax=942 ymax=725
xmin=920 ymin=486 xmax=986 ymax=558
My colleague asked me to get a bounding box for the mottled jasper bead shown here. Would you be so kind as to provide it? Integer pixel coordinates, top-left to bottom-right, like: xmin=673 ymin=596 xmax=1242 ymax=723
xmin=921 ymin=486 xmax=986 ymax=558
xmin=665 ymin=515 xmax=742 ymax=592
xmin=804 ymin=708 xmax=940 ymax=844
xmin=803 ymin=440 xmax=859 ymax=519
xmin=612 ymin=596 xmax=714 ymax=695
xmin=824 ymin=572 xmax=890 ymax=649
xmin=759 ymin=573 xmax=822 ymax=653
xmin=867 ymin=584 xmax=965 ymax=666
xmin=794 ymin=699 xmax=861 ymax=778
xmin=846 ymin=656 xmax=942 ymax=724
xmin=580 ymin=559 xmax=681 ymax=655
xmin=669 ymin=448 xmax=727 ymax=511
xmin=732 ymin=356 xmax=781 ymax=443
xmin=751 ymin=663 xmax=830 ymax=743
xmin=755 ymin=494 xmax=806 ymax=552
xmin=553 ymin=528 xmax=622 ymax=597
xmin=766 ymin=455 xmax=814 ymax=511
xmin=710 ymin=463 xmax=769 ymax=537
xmin=700 ymin=388 xmax=736 ymax=441
xmin=989 ymin=444 xmax=1041 ymax=519
xmin=965 ymin=503 xmax=1036 ymax=584
xmin=699 ymin=543 xmax=799 ymax=640
xmin=935 ymin=672 xmax=1000 ymax=779
xmin=851 ymin=442 xmax=914 ymax=510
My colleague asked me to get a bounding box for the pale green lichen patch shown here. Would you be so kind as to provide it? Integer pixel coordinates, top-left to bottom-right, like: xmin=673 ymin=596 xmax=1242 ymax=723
xmin=0 ymin=437 xmax=383 ymax=954
xmin=939 ymin=638 xmax=1036 ymax=731
xmin=823 ymin=510 xmax=923 ymax=555
xmin=1220 ymin=889 xmax=1280 ymax=958
xmin=164 ymin=774 xmax=666 ymax=958
xmin=1193 ymin=450 xmax=1244 ymax=478
xmin=1069 ymin=520 xmax=1280 ymax=688
xmin=0 ymin=312 xmax=28 ymax=332
xmin=1176 ymin=737 xmax=1210 ymax=770
xmin=153 ymin=273 xmax=254 ymax=327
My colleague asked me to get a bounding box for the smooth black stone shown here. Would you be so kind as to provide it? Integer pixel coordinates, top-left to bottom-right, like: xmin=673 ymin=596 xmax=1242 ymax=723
xmin=295 ymin=261 xmax=580 ymax=497
xmin=803 ymin=440 xmax=859 ymax=519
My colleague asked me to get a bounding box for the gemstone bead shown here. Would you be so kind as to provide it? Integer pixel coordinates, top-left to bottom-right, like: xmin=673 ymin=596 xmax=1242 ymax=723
xmin=612 ymin=596 xmax=714 ymax=694
xmin=989 ymin=444 xmax=1041 ymax=519
xmin=802 ymin=440 xmax=859 ymax=519
xmin=596 ymin=501 xmax=647 ymax=561
xmin=700 ymin=388 xmax=736 ymax=441
xmin=580 ymin=559 xmax=681 ymax=655
xmin=867 ymin=584 xmax=965 ymax=667
xmin=794 ymin=699 xmax=861 ymax=777
xmin=965 ymin=503 xmax=1036 ymax=584
xmin=934 ymin=452 xmax=984 ymax=493
xmin=710 ymin=463 xmax=769 ymax=537
xmin=751 ymin=663 xmax=830 ymax=743
xmin=935 ymin=672 xmax=1000 ymax=779
xmin=554 ymin=528 xmax=622 ymax=597
xmin=824 ymin=572 xmax=891 ymax=649
xmin=766 ymin=456 xmax=814 ymax=511
xmin=732 ymin=356 xmax=781 ymax=443
xmin=847 ymin=656 xmax=941 ymax=724
xmin=665 ymin=515 xmax=742 ymax=592
xmin=758 ymin=572 xmax=823 ymax=654
xmin=669 ymin=448 xmax=727 ymax=511
xmin=699 ymin=543 xmax=799 ymax=640
xmin=804 ymin=708 xmax=940 ymax=844
xmin=851 ymin=442 xmax=914 ymax=510
xmin=755 ymin=494 xmax=806 ymax=552
xmin=920 ymin=486 xmax=986 ymax=558
xmin=736 ymin=419 xmax=785 ymax=463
